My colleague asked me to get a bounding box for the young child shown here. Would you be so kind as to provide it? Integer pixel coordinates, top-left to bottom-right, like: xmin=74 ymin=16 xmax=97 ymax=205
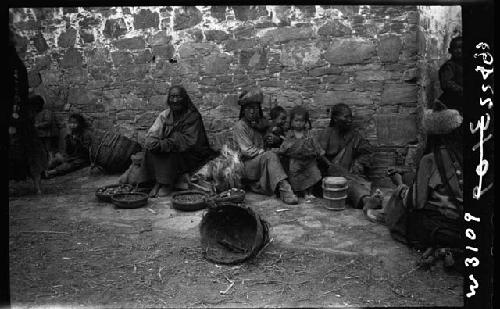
xmin=264 ymin=105 xmax=287 ymax=149
xmin=46 ymin=113 xmax=92 ymax=178
xmin=31 ymin=95 xmax=58 ymax=163
xmin=279 ymin=106 xmax=331 ymax=202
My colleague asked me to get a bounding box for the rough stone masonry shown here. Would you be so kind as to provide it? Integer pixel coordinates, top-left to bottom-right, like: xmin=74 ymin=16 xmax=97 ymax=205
xmin=9 ymin=5 xmax=461 ymax=186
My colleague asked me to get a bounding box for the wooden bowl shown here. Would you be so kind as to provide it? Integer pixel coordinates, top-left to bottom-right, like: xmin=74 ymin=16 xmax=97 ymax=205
xmin=111 ymin=192 xmax=148 ymax=209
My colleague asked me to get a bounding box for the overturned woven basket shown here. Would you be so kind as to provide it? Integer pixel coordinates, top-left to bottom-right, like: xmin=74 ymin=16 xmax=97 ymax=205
xmin=200 ymin=202 xmax=269 ymax=265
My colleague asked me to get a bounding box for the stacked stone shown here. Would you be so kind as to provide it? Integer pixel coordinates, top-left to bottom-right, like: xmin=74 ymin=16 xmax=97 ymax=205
xmin=10 ymin=5 xmax=454 ymax=186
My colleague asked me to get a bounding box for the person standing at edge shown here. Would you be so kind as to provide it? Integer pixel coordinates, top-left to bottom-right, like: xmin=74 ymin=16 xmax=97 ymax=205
xmin=145 ymin=85 xmax=218 ymax=198
xmin=438 ymin=36 xmax=463 ymax=114
xmin=232 ymin=87 xmax=298 ymax=205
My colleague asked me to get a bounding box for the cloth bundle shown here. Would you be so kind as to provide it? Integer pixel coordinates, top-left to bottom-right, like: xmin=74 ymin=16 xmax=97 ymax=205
xmin=118 ymin=152 xmax=151 ymax=186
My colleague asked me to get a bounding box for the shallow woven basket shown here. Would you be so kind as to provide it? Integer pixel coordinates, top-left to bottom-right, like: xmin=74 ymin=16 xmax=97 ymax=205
xmin=200 ymin=202 xmax=270 ymax=265
xmin=171 ymin=190 xmax=209 ymax=211
xmin=96 ymin=184 xmax=134 ymax=202
xmin=111 ymin=192 xmax=148 ymax=209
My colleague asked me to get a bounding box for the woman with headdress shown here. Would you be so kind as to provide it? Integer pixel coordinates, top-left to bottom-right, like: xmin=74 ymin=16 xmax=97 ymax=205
xmin=232 ymin=87 xmax=298 ymax=205
xmin=144 ymin=85 xmax=217 ymax=197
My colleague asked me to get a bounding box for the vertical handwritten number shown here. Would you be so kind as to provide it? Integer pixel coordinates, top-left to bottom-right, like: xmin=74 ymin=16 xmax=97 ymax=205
xmin=475 ymin=42 xmax=490 ymax=50
xmin=473 ymin=183 xmax=494 ymax=200
xmin=475 ymin=66 xmax=494 ymax=80
xmin=466 ymin=246 xmax=478 ymax=252
xmin=479 ymin=98 xmax=493 ymax=109
xmin=466 ymin=228 xmax=477 ymax=240
xmin=473 ymin=52 xmax=494 ymax=65
xmin=470 ymin=113 xmax=490 ymax=134
xmin=464 ymin=213 xmax=481 ymax=222
xmin=465 ymin=257 xmax=480 ymax=267
xmin=481 ymin=84 xmax=494 ymax=94
xmin=470 ymin=114 xmax=491 ymax=200
xmin=466 ymin=275 xmax=479 ymax=298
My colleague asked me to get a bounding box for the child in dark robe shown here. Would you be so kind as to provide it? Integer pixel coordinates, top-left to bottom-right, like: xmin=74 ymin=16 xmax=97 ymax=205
xmin=279 ymin=106 xmax=330 ymax=202
xmin=46 ymin=113 xmax=92 ymax=177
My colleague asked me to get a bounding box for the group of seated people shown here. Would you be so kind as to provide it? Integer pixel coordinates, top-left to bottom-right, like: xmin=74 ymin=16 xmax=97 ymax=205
xmin=9 ymin=32 xmax=464 ymax=272
xmin=12 ymin=82 xmax=464 ymax=271
xmin=230 ymin=87 xmax=376 ymax=208
xmin=141 ymin=85 xmax=464 ymax=270
xmin=141 ymin=86 xmax=378 ymax=213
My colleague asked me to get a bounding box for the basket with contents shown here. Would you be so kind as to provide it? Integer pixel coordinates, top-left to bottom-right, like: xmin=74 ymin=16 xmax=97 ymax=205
xmin=111 ymin=192 xmax=148 ymax=209
xmin=96 ymin=184 xmax=134 ymax=202
xmin=171 ymin=190 xmax=209 ymax=211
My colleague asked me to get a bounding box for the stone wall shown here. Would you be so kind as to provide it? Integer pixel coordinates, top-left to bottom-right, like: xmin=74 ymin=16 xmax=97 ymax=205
xmin=10 ymin=5 xmax=446 ymax=185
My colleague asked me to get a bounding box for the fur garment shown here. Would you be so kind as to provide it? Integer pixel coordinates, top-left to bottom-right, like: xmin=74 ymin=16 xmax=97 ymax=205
xmin=238 ymin=87 xmax=263 ymax=106
xmin=422 ymin=108 xmax=463 ymax=135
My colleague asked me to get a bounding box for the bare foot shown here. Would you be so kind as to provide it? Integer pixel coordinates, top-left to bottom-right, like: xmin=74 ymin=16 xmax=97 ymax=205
xmin=363 ymin=195 xmax=382 ymax=210
xmin=157 ymin=185 xmax=172 ymax=197
xmin=149 ymin=183 xmax=160 ymax=198
xmin=304 ymin=194 xmax=316 ymax=203
xmin=365 ymin=209 xmax=385 ymax=223
xmin=174 ymin=173 xmax=190 ymax=190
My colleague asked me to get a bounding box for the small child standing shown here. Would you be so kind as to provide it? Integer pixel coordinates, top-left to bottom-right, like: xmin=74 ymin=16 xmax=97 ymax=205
xmin=264 ymin=105 xmax=287 ymax=149
xmin=31 ymin=95 xmax=59 ymax=163
xmin=279 ymin=106 xmax=330 ymax=202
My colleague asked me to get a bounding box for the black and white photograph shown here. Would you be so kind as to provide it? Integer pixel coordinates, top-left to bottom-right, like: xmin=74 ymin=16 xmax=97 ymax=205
xmin=5 ymin=1 xmax=494 ymax=308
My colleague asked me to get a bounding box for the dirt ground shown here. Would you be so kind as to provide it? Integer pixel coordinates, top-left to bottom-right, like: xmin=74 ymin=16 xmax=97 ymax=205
xmin=9 ymin=169 xmax=463 ymax=308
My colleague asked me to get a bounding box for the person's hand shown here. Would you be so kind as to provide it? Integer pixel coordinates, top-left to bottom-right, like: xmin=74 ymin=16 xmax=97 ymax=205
xmin=264 ymin=134 xmax=273 ymax=145
xmin=387 ymin=168 xmax=403 ymax=186
xmin=432 ymin=100 xmax=448 ymax=111
xmin=351 ymin=162 xmax=364 ymax=175
xmin=147 ymin=140 xmax=161 ymax=153
xmin=265 ymin=134 xmax=280 ymax=146
xmin=388 ymin=166 xmax=408 ymax=175
xmin=328 ymin=162 xmax=348 ymax=177
xmin=159 ymin=139 xmax=172 ymax=152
